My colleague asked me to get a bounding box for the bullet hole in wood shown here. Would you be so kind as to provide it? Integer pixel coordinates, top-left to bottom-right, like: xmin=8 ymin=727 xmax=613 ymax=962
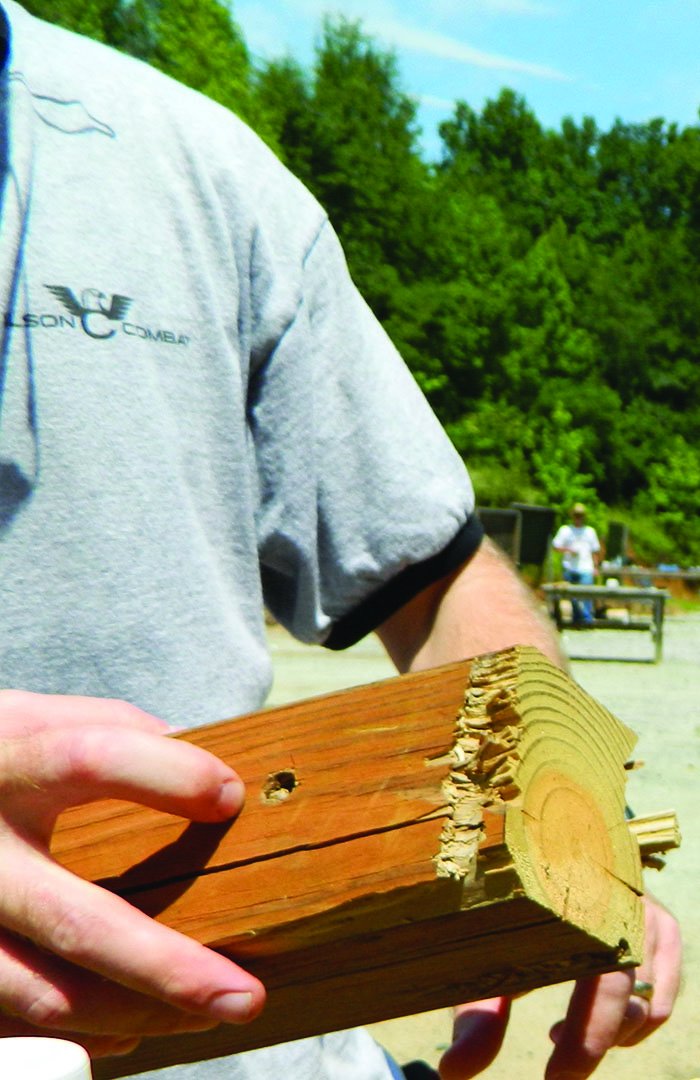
xmin=263 ymin=769 xmax=298 ymax=803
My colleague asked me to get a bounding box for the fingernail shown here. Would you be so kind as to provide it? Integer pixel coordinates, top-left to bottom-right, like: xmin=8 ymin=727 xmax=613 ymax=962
xmin=216 ymin=777 xmax=245 ymax=817
xmin=209 ymin=990 xmax=254 ymax=1022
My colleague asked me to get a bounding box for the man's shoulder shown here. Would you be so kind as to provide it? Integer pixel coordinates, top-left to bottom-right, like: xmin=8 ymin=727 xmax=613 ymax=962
xmin=9 ymin=2 xmax=325 ymax=234
xmin=9 ymin=3 xmax=251 ymax=148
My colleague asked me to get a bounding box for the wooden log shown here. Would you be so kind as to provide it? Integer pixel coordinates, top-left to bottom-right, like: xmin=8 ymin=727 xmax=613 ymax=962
xmin=51 ymin=645 xmax=645 ymax=1077
xmin=629 ymin=809 xmax=682 ymax=869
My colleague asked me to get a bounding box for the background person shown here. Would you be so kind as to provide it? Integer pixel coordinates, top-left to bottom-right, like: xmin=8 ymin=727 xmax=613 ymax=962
xmin=552 ymin=503 xmax=602 ymax=625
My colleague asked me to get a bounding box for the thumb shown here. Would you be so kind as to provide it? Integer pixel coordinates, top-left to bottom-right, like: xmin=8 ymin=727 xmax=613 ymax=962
xmin=439 ymin=997 xmax=511 ymax=1079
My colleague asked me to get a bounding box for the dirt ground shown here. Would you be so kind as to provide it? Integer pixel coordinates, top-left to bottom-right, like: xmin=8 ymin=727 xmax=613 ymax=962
xmin=265 ymin=610 xmax=700 ymax=1080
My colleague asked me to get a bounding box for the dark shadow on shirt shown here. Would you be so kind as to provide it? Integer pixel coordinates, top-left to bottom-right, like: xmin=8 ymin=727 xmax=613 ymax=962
xmin=0 ymin=61 xmax=39 ymax=532
xmin=0 ymin=460 xmax=31 ymax=530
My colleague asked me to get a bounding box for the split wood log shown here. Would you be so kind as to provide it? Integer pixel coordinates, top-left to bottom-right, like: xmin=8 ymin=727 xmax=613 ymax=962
xmin=51 ymin=645 xmax=645 ymax=1078
xmin=629 ymin=810 xmax=682 ymax=869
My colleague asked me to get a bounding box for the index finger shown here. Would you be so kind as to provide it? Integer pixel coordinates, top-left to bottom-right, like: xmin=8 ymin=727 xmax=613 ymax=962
xmin=0 ymin=724 xmax=245 ymax=826
xmin=56 ymin=721 xmax=241 ymax=811
xmin=545 ymin=970 xmax=634 ymax=1079
xmin=440 ymin=997 xmax=511 ymax=1080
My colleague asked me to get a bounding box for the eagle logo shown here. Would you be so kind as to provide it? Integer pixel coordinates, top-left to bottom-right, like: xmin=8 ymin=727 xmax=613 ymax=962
xmin=45 ymin=286 xmax=133 ymax=340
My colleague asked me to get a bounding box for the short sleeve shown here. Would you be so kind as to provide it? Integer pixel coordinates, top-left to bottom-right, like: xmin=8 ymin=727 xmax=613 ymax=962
xmin=249 ymin=220 xmax=480 ymax=647
xmin=552 ymin=526 xmax=568 ymax=548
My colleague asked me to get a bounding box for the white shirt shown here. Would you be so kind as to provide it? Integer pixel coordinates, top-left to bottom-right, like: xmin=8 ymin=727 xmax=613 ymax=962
xmin=553 ymin=524 xmax=600 ymax=573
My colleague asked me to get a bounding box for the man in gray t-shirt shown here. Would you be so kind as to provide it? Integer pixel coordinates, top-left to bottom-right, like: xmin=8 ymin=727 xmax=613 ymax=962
xmin=0 ymin=4 xmax=680 ymax=1079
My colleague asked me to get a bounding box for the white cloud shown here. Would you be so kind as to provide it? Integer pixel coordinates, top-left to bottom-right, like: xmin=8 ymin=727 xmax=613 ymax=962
xmin=434 ymin=0 xmax=558 ymax=13
xmin=232 ymin=0 xmax=570 ymax=82
xmin=418 ymin=93 xmax=461 ymax=111
xmin=486 ymin=0 xmax=557 ymax=11
xmin=367 ymin=19 xmax=571 ymax=80
xmin=275 ymin=0 xmax=558 ymax=16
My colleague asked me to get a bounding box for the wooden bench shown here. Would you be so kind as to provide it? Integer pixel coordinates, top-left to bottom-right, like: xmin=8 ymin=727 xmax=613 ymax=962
xmin=601 ymin=562 xmax=700 ymax=585
xmin=601 ymin=562 xmax=700 ymax=599
xmin=542 ymin=583 xmax=669 ymax=663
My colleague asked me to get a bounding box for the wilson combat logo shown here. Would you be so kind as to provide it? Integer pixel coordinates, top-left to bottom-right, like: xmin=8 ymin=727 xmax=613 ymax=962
xmin=3 ymin=285 xmax=190 ymax=347
xmin=45 ymin=286 xmax=133 ymax=340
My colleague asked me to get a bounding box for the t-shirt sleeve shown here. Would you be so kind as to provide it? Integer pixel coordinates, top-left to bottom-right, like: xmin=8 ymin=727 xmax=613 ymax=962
xmin=552 ymin=526 xmax=568 ymax=549
xmin=250 ymin=219 xmax=481 ymax=648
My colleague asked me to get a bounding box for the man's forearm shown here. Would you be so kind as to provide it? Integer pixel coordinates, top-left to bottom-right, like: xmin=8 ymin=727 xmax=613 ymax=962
xmin=378 ymin=537 xmax=565 ymax=673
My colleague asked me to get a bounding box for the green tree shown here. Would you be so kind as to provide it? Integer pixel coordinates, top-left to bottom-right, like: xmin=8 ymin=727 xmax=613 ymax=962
xmin=593 ymin=117 xmax=681 ymax=239
xmin=439 ymin=89 xmax=550 ymax=239
xmin=21 ymin=0 xmax=112 ymax=39
xmin=530 ymin=401 xmax=597 ymax=517
xmin=533 ymin=378 xmax=623 ymax=501
xmin=381 ymin=188 xmax=512 ymax=418
xmin=636 ymin=436 xmax=700 ymax=562
xmin=666 ymin=118 xmax=700 ymax=253
xmin=548 ymin=115 xmax=601 ymax=234
xmin=113 ymin=0 xmax=255 ymax=121
xmin=582 ymin=223 xmax=700 ymax=413
xmin=489 ymin=229 xmax=595 ymax=408
xmin=440 ymin=89 xmax=545 ymax=180
xmin=253 ymin=57 xmax=316 ymax=179
xmin=298 ymin=18 xmax=432 ymax=306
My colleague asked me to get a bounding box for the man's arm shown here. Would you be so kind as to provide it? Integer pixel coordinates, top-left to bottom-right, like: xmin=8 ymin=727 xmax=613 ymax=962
xmin=592 ymin=529 xmax=603 ymax=571
xmin=377 ymin=536 xmax=564 ymax=673
xmin=377 ymin=538 xmax=681 ymax=1080
xmin=551 ymin=527 xmax=573 ymax=556
xmin=0 ymin=691 xmax=266 ymax=1058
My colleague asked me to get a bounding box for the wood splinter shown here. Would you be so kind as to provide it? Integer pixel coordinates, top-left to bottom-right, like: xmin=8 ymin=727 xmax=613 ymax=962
xmin=629 ymin=810 xmax=682 ymax=869
xmin=52 ymin=645 xmax=669 ymax=1077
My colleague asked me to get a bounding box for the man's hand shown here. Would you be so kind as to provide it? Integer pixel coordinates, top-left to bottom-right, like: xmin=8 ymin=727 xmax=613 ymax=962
xmin=439 ymin=894 xmax=680 ymax=1079
xmin=378 ymin=541 xmax=681 ymax=1077
xmin=0 ymin=690 xmax=266 ymax=1058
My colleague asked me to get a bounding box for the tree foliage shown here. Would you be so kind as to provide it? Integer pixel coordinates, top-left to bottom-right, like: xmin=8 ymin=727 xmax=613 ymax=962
xmin=27 ymin=3 xmax=700 ymax=562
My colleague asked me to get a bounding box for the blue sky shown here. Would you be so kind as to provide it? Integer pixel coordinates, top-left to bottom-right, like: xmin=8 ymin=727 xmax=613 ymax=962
xmin=231 ymin=0 xmax=700 ymax=159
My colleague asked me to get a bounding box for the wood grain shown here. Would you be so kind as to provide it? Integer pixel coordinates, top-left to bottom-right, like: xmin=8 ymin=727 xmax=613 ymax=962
xmin=51 ymin=646 xmax=644 ymax=1076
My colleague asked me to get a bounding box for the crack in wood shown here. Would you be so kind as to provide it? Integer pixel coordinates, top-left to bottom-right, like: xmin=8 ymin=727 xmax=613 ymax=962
xmin=104 ymin=805 xmax=455 ymax=898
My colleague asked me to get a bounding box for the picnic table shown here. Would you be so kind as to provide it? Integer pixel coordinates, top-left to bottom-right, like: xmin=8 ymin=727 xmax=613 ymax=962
xmin=542 ymin=582 xmax=669 ymax=663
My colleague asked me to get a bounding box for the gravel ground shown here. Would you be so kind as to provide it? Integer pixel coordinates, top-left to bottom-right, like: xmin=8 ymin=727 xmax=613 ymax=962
xmin=265 ymin=611 xmax=700 ymax=1079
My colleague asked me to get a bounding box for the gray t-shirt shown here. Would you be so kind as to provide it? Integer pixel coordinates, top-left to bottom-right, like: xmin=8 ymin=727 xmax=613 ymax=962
xmin=0 ymin=4 xmax=479 ymax=1076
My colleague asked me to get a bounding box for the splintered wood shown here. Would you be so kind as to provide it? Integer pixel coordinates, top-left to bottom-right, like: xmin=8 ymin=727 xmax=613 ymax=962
xmin=52 ymin=646 xmax=645 ymax=1077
